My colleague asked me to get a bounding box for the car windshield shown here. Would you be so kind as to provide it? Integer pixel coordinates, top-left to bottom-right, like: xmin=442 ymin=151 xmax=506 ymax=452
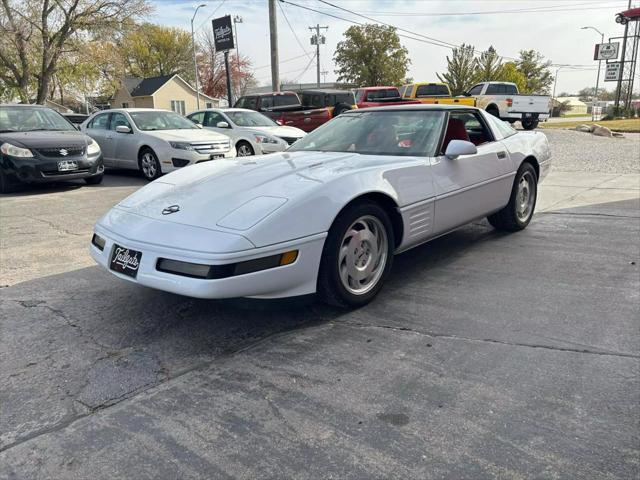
xmin=288 ymin=110 xmax=446 ymax=157
xmin=0 ymin=106 xmax=75 ymax=132
xmin=129 ymin=111 xmax=198 ymax=131
xmin=227 ymin=111 xmax=277 ymax=127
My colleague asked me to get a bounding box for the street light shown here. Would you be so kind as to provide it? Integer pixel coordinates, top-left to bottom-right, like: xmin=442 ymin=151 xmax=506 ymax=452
xmin=581 ymin=26 xmax=605 ymax=121
xmin=234 ymin=15 xmax=243 ymax=65
xmin=191 ymin=4 xmax=206 ymax=110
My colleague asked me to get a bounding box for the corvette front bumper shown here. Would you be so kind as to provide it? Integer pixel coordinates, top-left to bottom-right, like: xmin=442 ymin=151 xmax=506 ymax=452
xmin=90 ymin=223 xmax=326 ymax=300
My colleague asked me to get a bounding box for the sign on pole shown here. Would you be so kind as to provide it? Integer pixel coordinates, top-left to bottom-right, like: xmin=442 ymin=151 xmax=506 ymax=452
xmin=594 ymin=42 xmax=620 ymax=61
xmin=604 ymin=62 xmax=622 ymax=82
xmin=212 ymin=15 xmax=235 ymax=51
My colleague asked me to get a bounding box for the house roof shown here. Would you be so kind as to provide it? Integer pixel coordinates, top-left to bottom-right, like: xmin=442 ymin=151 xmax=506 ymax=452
xmin=128 ymin=74 xmax=174 ymax=97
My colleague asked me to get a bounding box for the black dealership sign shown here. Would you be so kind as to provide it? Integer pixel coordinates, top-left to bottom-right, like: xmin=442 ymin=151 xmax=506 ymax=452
xmin=212 ymin=15 xmax=234 ymax=51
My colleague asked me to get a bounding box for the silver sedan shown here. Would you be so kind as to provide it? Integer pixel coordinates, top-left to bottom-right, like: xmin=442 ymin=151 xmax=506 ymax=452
xmin=81 ymin=108 xmax=236 ymax=181
xmin=186 ymin=108 xmax=306 ymax=156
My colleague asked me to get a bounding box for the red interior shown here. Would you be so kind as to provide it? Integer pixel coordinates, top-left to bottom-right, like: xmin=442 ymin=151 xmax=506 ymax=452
xmin=442 ymin=118 xmax=470 ymax=152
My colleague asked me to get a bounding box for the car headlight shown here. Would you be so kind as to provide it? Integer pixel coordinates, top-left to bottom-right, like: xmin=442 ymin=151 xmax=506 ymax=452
xmin=169 ymin=141 xmax=195 ymax=151
xmin=0 ymin=142 xmax=34 ymax=158
xmin=87 ymin=139 xmax=101 ymax=155
xmin=254 ymin=134 xmax=279 ymax=144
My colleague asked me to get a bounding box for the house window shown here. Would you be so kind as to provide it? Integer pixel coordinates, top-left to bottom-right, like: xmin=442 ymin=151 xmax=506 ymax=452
xmin=170 ymin=100 xmax=186 ymax=115
xmin=205 ymin=102 xmax=213 ymax=109
xmin=121 ymin=102 xmax=129 ymax=108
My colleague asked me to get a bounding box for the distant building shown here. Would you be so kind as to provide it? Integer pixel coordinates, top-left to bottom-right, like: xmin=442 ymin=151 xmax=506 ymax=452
xmin=554 ymin=97 xmax=589 ymax=115
xmin=111 ymin=74 xmax=221 ymax=113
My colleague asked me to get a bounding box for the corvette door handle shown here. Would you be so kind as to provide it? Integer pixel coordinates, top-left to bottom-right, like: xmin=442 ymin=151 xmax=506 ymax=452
xmin=497 ymin=151 xmax=507 ymax=159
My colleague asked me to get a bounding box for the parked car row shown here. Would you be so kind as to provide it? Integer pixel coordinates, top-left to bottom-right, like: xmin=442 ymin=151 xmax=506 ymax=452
xmin=234 ymin=81 xmax=552 ymax=132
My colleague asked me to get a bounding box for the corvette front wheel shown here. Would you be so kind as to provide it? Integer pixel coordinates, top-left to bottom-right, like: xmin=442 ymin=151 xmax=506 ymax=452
xmin=318 ymin=202 xmax=394 ymax=308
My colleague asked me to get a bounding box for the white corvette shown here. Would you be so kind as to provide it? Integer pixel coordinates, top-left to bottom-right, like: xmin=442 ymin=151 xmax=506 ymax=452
xmin=91 ymin=105 xmax=551 ymax=307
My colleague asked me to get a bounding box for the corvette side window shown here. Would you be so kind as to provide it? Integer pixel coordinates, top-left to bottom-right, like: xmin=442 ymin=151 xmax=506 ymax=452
xmin=449 ymin=112 xmax=493 ymax=146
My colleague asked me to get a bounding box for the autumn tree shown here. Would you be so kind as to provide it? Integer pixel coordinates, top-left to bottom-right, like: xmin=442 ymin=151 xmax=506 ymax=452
xmin=333 ymin=24 xmax=410 ymax=87
xmin=197 ymin=30 xmax=257 ymax=102
xmin=437 ymin=44 xmax=478 ymax=95
xmin=121 ymin=23 xmax=194 ymax=83
xmin=0 ymin=0 xmax=149 ymax=103
xmin=515 ymin=50 xmax=554 ymax=94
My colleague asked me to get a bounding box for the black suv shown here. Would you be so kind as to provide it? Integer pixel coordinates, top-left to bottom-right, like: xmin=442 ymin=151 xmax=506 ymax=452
xmin=0 ymin=104 xmax=104 ymax=193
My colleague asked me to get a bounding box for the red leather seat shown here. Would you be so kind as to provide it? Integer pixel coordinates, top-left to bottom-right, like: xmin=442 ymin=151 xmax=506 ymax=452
xmin=442 ymin=118 xmax=470 ymax=153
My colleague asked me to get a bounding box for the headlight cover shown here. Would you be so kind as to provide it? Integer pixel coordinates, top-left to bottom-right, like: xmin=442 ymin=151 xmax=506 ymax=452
xmin=87 ymin=139 xmax=101 ymax=155
xmin=169 ymin=141 xmax=195 ymax=151
xmin=254 ymin=134 xmax=279 ymax=145
xmin=0 ymin=142 xmax=34 ymax=158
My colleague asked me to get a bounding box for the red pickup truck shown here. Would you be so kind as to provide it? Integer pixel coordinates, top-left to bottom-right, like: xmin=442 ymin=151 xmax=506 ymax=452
xmin=354 ymin=86 xmax=421 ymax=109
xmin=234 ymin=91 xmax=331 ymax=132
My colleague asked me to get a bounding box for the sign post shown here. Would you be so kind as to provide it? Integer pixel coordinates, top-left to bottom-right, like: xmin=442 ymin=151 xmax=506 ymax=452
xmin=212 ymin=15 xmax=235 ymax=107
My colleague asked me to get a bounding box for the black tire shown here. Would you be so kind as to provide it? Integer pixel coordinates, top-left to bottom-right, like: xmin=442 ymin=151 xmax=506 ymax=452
xmin=333 ymin=103 xmax=352 ymax=117
xmin=0 ymin=170 xmax=19 ymax=193
xmin=236 ymin=141 xmax=255 ymax=156
xmin=138 ymin=148 xmax=162 ymax=181
xmin=521 ymin=119 xmax=539 ymax=130
xmin=317 ymin=201 xmax=395 ymax=308
xmin=488 ymin=162 xmax=538 ymax=232
xmin=84 ymin=173 xmax=103 ymax=185
xmin=486 ymin=106 xmax=500 ymax=118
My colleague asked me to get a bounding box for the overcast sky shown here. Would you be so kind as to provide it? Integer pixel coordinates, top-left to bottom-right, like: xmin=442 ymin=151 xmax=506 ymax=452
xmin=150 ymin=0 xmax=637 ymax=94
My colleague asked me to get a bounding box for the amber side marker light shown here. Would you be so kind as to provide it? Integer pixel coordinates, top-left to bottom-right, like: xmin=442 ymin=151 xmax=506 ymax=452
xmin=280 ymin=250 xmax=298 ymax=266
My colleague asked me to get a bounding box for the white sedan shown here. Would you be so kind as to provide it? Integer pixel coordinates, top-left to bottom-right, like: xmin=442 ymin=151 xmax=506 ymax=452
xmin=91 ymin=105 xmax=551 ymax=307
xmin=186 ymin=108 xmax=306 ymax=156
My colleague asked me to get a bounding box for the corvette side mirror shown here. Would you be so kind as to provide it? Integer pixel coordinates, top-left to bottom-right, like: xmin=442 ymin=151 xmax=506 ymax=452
xmin=445 ymin=140 xmax=477 ymax=159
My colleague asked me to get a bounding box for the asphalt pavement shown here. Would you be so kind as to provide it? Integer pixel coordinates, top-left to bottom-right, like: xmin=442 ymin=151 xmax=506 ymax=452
xmin=0 ymin=132 xmax=638 ymax=479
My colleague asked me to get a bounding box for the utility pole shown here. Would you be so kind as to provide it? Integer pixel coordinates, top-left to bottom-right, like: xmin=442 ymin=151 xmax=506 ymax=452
xmin=309 ymin=24 xmax=328 ymax=87
xmin=268 ymin=0 xmax=279 ymax=91
xmin=233 ymin=15 xmax=243 ymax=65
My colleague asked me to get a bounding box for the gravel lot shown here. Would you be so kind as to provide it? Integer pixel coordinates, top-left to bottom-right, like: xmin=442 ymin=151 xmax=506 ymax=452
xmin=541 ymin=128 xmax=640 ymax=174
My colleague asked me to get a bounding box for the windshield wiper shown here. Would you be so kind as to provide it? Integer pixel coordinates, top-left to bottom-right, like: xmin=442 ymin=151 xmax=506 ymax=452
xmin=0 ymin=129 xmax=17 ymax=133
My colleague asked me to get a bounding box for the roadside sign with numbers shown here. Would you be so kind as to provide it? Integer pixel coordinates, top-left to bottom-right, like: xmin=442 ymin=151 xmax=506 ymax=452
xmin=604 ymin=62 xmax=621 ymax=82
xmin=594 ymin=43 xmax=620 ymax=61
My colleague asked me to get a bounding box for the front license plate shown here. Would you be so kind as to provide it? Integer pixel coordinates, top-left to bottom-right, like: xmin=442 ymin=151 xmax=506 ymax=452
xmin=58 ymin=160 xmax=78 ymax=171
xmin=110 ymin=244 xmax=142 ymax=278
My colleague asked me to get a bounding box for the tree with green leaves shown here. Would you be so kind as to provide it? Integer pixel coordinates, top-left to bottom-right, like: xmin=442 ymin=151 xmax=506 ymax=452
xmin=474 ymin=46 xmax=503 ymax=82
xmin=497 ymin=62 xmax=527 ymax=93
xmin=515 ymin=50 xmax=554 ymax=94
xmin=121 ymin=23 xmax=194 ymax=83
xmin=437 ymin=44 xmax=478 ymax=95
xmin=333 ymin=24 xmax=410 ymax=87
xmin=0 ymin=0 xmax=149 ymax=103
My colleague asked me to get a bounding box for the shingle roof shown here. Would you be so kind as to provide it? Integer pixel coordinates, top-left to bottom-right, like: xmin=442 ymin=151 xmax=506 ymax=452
xmin=127 ymin=74 xmax=174 ymax=97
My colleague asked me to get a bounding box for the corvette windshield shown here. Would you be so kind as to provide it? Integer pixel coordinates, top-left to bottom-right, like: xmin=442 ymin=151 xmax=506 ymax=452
xmin=129 ymin=111 xmax=198 ymax=131
xmin=0 ymin=106 xmax=75 ymax=132
xmin=287 ymin=110 xmax=446 ymax=157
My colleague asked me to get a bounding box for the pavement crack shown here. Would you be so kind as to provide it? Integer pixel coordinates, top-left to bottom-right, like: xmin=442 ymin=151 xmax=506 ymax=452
xmin=339 ymin=321 xmax=640 ymax=359
xmin=22 ymin=215 xmax=85 ymax=237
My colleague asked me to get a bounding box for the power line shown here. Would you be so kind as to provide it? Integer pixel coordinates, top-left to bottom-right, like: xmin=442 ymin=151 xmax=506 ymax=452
xmin=253 ymin=53 xmax=310 ymax=70
xmin=277 ymin=1 xmax=313 ymax=59
xmin=195 ymin=0 xmax=227 ymax=32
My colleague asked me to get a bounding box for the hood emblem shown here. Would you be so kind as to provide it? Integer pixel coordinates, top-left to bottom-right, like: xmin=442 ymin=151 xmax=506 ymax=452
xmin=59 ymin=149 xmax=69 ymax=156
xmin=162 ymin=205 xmax=180 ymax=215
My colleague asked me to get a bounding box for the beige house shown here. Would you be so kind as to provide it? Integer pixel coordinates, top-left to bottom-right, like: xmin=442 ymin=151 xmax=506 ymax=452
xmin=554 ymin=97 xmax=589 ymax=115
xmin=111 ymin=74 xmax=220 ymax=113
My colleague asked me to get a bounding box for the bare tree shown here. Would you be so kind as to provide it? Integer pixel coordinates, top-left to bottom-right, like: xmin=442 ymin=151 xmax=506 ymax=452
xmin=0 ymin=0 xmax=149 ymax=103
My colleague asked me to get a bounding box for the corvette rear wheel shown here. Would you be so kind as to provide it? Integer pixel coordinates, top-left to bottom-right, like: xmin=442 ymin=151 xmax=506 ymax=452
xmin=487 ymin=162 xmax=538 ymax=231
xmin=318 ymin=202 xmax=394 ymax=308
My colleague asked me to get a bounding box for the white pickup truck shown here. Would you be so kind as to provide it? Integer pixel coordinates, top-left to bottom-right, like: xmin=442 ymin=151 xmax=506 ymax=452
xmin=464 ymin=81 xmax=551 ymax=130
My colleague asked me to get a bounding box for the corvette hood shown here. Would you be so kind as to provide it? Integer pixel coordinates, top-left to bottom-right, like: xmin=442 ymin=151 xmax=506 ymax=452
xmin=115 ymin=151 xmax=380 ymax=232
